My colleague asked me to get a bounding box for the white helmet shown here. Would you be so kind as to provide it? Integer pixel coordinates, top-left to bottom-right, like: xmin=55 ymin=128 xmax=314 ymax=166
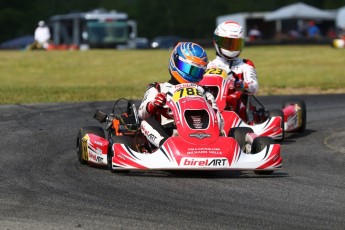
xmin=38 ymin=21 xmax=45 ymax=27
xmin=213 ymin=20 xmax=245 ymax=60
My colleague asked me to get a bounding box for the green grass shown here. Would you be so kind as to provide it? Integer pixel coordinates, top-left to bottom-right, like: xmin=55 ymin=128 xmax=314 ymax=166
xmin=0 ymin=45 xmax=344 ymax=104
xmin=249 ymin=45 xmax=345 ymax=94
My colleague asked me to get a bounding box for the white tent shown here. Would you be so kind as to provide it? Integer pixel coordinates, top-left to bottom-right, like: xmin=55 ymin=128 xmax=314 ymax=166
xmin=264 ymin=2 xmax=335 ymax=21
xmin=264 ymin=2 xmax=336 ymax=34
xmin=216 ymin=12 xmax=268 ymax=36
xmin=336 ymin=6 xmax=345 ymax=29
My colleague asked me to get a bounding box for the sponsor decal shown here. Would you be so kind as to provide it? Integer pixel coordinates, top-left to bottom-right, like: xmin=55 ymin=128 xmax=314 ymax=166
xmin=186 ymin=147 xmax=222 ymax=155
xmin=117 ymin=153 xmax=126 ymax=160
xmin=190 ymin=115 xmax=202 ymax=129
xmin=181 ymin=157 xmax=227 ymax=167
xmin=148 ymin=134 xmax=157 ymax=142
xmin=189 ymin=131 xmax=211 ymax=139
xmin=141 ymin=125 xmax=158 ymax=142
xmin=175 ymin=83 xmax=198 ymax=90
xmin=88 ymin=152 xmax=103 ymax=163
xmin=94 ymin=140 xmax=103 ymax=146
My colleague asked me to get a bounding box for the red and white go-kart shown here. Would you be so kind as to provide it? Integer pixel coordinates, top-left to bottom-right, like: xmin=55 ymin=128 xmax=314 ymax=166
xmin=77 ymin=83 xmax=282 ymax=175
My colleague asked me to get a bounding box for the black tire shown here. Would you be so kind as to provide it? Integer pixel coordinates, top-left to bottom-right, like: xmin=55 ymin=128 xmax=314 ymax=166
xmin=108 ymin=136 xmax=131 ymax=173
xmin=283 ymin=99 xmax=306 ymax=132
xmin=76 ymin=126 xmax=105 ymax=164
xmin=268 ymin=109 xmax=285 ymax=142
xmin=251 ymin=136 xmax=274 ymax=154
xmin=252 ymin=136 xmax=275 ymax=175
xmin=229 ymin=127 xmax=254 ymax=151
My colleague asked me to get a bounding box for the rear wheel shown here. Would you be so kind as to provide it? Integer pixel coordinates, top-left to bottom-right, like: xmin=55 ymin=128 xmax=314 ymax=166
xmin=268 ymin=109 xmax=285 ymax=142
xmin=108 ymin=136 xmax=131 ymax=173
xmin=252 ymin=136 xmax=275 ymax=175
xmin=229 ymin=127 xmax=254 ymax=152
xmin=283 ymin=99 xmax=306 ymax=132
xmin=76 ymin=126 xmax=105 ymax=164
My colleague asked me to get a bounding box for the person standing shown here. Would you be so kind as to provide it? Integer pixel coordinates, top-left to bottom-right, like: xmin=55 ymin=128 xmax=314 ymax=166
xmin=307 ymin=20 xmax=320 ymax=39
xmin=34 ymin=21 xmax=51 ymax=49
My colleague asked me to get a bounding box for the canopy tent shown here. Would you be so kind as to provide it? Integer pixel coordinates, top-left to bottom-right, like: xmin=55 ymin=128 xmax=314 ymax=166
xmin=215 ymin=2 xmax=339 ymax=41
xmin=264 ymin=2 xmax=336 ymax=34
xmin=336 ymin=6 xmax=345 ymax=29
xmin=216 ymin=12 xmax=268 ymax=36
xmin=264 ymin=2 xmax=335 ymax=21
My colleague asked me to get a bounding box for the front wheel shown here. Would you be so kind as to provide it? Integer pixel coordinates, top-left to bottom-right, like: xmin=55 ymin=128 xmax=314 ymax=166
xmin=252 ymin=136 xmax=274 ymax=175
xmin=229 ymin=127 xmax=254 ymax=153
xmin=76 ymin=126 xmax=105 ymax=164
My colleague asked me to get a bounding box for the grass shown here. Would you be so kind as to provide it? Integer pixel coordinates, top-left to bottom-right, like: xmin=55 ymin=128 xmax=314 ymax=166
xmin=0 ymin=45 xmax=344 ymax=104
xmin=250 ymin=45 xmax=345 ymax=94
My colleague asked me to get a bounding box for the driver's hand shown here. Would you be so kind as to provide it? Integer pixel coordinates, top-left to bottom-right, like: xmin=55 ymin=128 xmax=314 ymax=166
xmin=152 ymin=93 xmax=166 ymax=108
xmin=234 ymin=80 xmax=246 ymax=91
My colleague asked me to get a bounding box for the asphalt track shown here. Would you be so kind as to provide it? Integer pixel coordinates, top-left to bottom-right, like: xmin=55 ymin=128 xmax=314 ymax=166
xmin=1 ymin=94 xmax=344 ymax=230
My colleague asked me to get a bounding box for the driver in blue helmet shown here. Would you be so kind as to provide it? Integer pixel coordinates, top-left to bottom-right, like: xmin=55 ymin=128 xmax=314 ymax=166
xmin=138 ymin=42 xmax=224 ymax=149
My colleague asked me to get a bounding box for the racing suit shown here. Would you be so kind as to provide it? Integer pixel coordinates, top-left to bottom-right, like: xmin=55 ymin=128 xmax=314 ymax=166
xmin=34 ymin=26 xmax=51 ymax=49
xmin=207 ymin=55 xmax=259 ymax=121
xmin=138 ymin=80 xmax=224 ymax=148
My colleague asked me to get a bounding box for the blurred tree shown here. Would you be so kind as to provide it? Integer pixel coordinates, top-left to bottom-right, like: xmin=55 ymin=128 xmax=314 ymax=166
xmin=1 ymin=0 xmax=345 ymax=43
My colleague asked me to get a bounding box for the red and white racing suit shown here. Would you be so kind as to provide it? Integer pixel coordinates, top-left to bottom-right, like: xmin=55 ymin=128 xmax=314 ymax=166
xmin=138 ymin=81 xmax=224 ymax=148
xmin=207 ymin=55 xmax=259 ymax=121
xmin=207 ymin=55 xmax=258 ymax=95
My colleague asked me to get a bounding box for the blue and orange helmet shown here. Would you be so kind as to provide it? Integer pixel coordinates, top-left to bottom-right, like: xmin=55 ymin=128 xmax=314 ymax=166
xmin=169 ymin=42 xmax=208 ymax=84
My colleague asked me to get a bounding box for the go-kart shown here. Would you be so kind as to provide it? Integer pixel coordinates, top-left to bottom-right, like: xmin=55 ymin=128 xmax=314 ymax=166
xmin=199 ymin=68 xmax=307 ymax=141
xmin=76 ymin=83 xmax=282 ymax=174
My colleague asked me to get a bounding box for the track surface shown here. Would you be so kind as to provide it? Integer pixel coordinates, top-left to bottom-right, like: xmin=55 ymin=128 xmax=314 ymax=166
xmin=1 ymin=95 xmax=345 ymax=230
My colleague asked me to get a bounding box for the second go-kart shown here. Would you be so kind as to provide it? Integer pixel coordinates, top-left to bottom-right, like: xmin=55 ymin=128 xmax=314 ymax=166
xmin=76 ymin=83 xmax=282 ymax=175
xmin=200 ymin=68 xmax=307 ymax=141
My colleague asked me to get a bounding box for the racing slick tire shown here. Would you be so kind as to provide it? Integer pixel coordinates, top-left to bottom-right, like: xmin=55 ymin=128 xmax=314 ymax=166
xmin=252 ymin=136 xmax=275 ymax=175
xmin=76 ymin=126 xmax=105 ymax=165
xmin=283 ymin=99 xmax=306 ymax=132
xmin=268 ymin=109 xmax=285 ymax=142
xmin=108 ymin=136 xmax=131 ymax=173
xmin=229 ymin=127 xmax=254 ymax=152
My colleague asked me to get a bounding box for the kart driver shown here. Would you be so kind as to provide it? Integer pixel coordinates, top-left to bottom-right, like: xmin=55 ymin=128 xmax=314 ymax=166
xmin=207 ymin=20 xmax=259 ymax=122
xmin=138 ymin=42 xmax=224 ymax=149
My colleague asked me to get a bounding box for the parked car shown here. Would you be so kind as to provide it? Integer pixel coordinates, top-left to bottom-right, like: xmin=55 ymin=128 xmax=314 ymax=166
xmin=150 ymin=36 xmax=182 ymax=49
xmin=0 ymin=35 xmax=34 ymax=49
xmin=133 ymin=37 xmax=150 ymax=49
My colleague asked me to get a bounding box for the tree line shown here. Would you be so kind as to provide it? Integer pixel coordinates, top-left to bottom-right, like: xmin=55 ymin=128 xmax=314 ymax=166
xmin=1 ymin=0 xmax=345 ymax=43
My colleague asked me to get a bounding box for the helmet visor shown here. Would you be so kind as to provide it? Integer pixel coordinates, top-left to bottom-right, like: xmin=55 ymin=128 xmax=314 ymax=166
xmin=174 ymin=56 xmax=206 ymax=80
xmin=213 ymin=35 xmax=244 ymax=51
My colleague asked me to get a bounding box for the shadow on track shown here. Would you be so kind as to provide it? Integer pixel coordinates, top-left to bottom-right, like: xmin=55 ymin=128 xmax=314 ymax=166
xmin=282 ymin=128 xmax=316 ymax=145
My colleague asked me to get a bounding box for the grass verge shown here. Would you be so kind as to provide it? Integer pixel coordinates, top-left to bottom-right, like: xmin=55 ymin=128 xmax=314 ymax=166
xmin=0 ymin=45 xmax=344 ymax=104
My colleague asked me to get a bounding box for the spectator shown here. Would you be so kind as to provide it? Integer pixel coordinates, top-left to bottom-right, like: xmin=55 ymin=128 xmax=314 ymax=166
xmin=34 ymin=21 xmax=51 ymax=49
xmin=307 ymin=21 xmax=320 ymax=39
xmin=248 ymin=25 xmax=262 ymax=41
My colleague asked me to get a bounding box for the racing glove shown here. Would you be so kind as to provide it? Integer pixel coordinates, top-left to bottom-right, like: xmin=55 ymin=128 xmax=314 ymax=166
xmin=234 ymin=80 xmax=247 ymax=92
xmin=147 ymin=93 xmax=166 ymax=114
